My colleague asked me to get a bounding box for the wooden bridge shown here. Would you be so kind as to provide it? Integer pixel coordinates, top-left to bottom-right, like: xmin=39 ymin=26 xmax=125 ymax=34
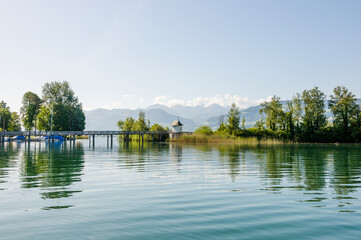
xmin=0 ymin=130 xmax=170 ymax=146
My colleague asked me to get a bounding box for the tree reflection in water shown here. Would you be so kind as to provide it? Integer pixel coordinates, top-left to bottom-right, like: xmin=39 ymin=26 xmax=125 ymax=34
xmin=190 ymin=143 xmax=361 ymax=209
xmin=0 ymin=142 xmax=21 ymax=186
xmin=20 ymin=141 xmax=84 ymax=200
xmin=117 ymin=141 xmax=169 ymax=172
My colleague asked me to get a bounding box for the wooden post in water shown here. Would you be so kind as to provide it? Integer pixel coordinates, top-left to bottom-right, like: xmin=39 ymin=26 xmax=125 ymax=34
xmin=110 ymin=134 xmax=113 ymax=147
xmin=92 ymin=134 xmax=95 ymax=147
xmin=107 ymin=135 xmax=109 ymax=147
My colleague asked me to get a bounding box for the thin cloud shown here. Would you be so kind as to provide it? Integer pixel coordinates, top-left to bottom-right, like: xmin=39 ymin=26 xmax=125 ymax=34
xmin=122 ymin=94 xmax=135 ymax=98
xmin=153 ymin=95 xmax=272 ymax=109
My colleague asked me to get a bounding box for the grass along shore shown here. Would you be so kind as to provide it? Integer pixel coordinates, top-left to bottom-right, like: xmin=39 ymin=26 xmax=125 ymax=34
xmin=172 ymin=133 xmax=287 ymax=145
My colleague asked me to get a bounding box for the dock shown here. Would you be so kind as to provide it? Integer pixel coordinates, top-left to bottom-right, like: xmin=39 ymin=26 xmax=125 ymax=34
xmin=0 ymin=130 xmax=169 ymax=146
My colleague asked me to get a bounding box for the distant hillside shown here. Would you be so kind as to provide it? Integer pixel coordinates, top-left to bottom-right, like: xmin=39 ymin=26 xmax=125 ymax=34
xmin=147 ymin=104 xmax=228 ymax=122
xmin=85 ymin=100 xmax=358 ymax=131
xmin=85 ymin=108 xmax=197 ymax=131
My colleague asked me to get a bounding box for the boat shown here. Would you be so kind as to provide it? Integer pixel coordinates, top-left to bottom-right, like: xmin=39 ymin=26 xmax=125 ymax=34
xmin=12 ymin=136 xmax=26 ymax=141
xmin=44 ymin=135 xmax=65 ymax=141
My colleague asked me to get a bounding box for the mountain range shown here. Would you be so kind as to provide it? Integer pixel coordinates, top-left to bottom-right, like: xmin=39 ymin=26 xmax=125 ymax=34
xmin=84 ymin=100 xmax=351 ymax=131
xmin=85 ymin=103 xmax=271 ymax=131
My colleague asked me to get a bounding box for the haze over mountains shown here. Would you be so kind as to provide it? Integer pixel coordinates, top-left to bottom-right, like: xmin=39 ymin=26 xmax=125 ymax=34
xmin=85 ymin=103 xmax=271 ymax=131
xmin=85 ymin=98 xmax=350 ymax=131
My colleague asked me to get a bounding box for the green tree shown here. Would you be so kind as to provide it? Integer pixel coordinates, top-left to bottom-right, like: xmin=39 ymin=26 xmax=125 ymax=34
xmin=254 ymin=118 xmax=265 ymax=130
xmin=0 ymin=101 xmax=11 ymax=131
xmin=118 ymin=117 xmax=135 ymax=131
xmin=8 ymin=112 xmax=21 ymax=131
xmin=283 ymin=95 xmax=302 ymax=140
xmin=195 ymin=126 xmax=213 ymax=135
xmin=20 ymin=91 xmax=42 ymax=131
xmin=259 ymin=96 xmax=284 ymax=131
xmin=149 ymin=123 xmax=169 ymax=141
xmin=37 ymin=81 xmax=85 ymax=131
xmin=216 ymin=115 xmax=227 ymax=133
xmin=301 ymin=87 xmax=327 ymax=141
xmin=227 ymin=103 xmax=241 ymax=135
xmin=241 ymin=116 xmax=246 ymax=130
xmin=150 ymin=123 xmax=168 ymax=132
xmin=329 ymin=86 xmax=360 ymax=141
xmin=36 ymin=106 xmax=51 ymax=131
xmin=132 ymin=111 xmax=150 ymax=131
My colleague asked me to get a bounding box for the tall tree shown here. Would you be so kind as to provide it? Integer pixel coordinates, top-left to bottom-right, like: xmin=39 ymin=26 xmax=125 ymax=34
xmin=329 ymin=86 xmax=360 ymax=140
xmin=36 ymin=106 xmax=51 ymax=131
xmin=132 ymin=111 xmax=150 ymax=131
xmin=301 ymin=87 xmax=327 ymax=141
xmin=20 ymin=91 xmax=42 ymax=131
xmin=37 ymin=81 xmax=85 ymax=131
xmin=118 ymin=117 xmax=135 ymax=131
xmin=8 ymin=112 xmax=21 ymax=131
xmin=259 ymin=96 xmax=284 ymax=131
xmin=0 ymin=101 xmax=11 ymax=131
xmin=283 ymin=95 xmax=302 ymax=140
xmin=227 ymin=103 xmax=241 ymax=135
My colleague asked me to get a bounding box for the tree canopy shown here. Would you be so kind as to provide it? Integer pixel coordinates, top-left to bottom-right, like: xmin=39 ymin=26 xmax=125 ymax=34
xmin=20 ymin=91 xmax=42 ymax=131
xmin=301 ymin=87 xmax=327 ymax=141
xmin=0 ymin=101 xmax=11 ymax=131
xmin=227 ymin=103 xmax=241 ymax=135
xmin=329 ymin=86 xmax=360 ymax=141
xmin=36 ymin=81 xmax=85 ymax=131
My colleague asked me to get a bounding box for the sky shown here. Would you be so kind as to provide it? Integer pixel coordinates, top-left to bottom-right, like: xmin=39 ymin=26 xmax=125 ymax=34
xmin=1 ymin=0 xmax=361 ymax=112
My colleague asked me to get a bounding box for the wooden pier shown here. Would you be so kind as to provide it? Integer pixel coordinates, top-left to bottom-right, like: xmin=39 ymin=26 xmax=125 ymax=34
xmin=0 ymin=130 xmax=169 ymax=146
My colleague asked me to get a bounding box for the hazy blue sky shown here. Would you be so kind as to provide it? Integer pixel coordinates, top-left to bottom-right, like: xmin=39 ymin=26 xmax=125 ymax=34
xmin=1 ymin=0 xmax=361 ymax=111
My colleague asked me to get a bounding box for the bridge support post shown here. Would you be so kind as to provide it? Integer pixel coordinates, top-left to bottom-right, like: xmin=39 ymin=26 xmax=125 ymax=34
xmin=92 ymin=134 xmax=95 ymax=147
xmin=107 ymin=135 xmax=109 ymax=147
xmin=110 ymin=134 xmax=113 ymax=147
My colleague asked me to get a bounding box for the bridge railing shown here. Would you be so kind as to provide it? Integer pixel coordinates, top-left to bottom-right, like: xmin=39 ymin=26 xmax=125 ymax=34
xmin=0 ymin=130 xmax=170 ymax=137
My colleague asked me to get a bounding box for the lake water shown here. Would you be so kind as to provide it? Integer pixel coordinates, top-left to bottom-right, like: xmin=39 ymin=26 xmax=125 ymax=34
xmin=1 ymin=139 xmax=361 ymax=239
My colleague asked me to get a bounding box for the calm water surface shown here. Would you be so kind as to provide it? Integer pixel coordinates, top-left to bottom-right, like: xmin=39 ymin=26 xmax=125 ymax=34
xmin=1 ymin=139 xmax=361 ymax=239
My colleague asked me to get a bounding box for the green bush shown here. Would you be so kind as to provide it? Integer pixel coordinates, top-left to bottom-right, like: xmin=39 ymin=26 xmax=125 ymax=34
xmin=194 ymin=126 xmax=213 ymax=136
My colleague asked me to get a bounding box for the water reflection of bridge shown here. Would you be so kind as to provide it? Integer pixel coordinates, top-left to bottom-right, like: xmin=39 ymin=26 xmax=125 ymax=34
xmin=0 ymin=130 xmax=170 ymax=146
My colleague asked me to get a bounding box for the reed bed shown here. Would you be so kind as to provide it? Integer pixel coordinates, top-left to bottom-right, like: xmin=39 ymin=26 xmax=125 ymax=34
xmin=173 ymin=133 xmax=287 ymax=145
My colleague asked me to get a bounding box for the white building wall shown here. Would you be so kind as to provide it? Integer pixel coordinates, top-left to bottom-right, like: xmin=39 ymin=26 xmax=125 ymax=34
xmin=171 ymin=126 xmax=182 ymax=133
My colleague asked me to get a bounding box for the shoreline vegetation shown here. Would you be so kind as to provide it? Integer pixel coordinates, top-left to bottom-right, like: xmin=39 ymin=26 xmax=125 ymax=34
xmin=172 ymin=134 xmax=286 ymax=145
xmin=114 ymin=85 xmax=361 ymax=144
xmin=2 ymin=84 xmax=361 ymax=145
xmin=0 ymin=81 xmax=85 ymax=133
xmin=173 ymin=85 xmax=361 ymax=144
